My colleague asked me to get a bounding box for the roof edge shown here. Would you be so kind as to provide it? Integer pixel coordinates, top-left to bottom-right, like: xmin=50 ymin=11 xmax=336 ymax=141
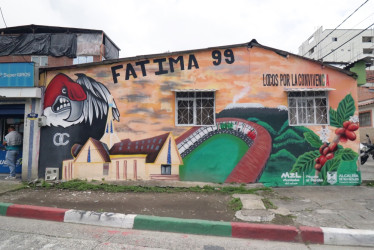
xmin=247 ymin=39 xmax=356 ymax=78
xmin=39 ymin=39 xmax=356 ymax=78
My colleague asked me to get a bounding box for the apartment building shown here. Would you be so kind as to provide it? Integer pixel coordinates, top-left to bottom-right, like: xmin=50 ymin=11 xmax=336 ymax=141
xmin=299 ymin=27 xmax=374 ymax=66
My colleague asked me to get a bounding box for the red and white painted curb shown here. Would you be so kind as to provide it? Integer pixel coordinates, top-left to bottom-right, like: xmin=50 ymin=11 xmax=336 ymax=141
xmin=1 ymin=203 xmax=373 ymax=247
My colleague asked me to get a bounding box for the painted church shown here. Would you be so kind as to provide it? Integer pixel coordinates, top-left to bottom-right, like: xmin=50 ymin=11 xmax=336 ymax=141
xmin=62 ymin=104 xmax=182 ymax=181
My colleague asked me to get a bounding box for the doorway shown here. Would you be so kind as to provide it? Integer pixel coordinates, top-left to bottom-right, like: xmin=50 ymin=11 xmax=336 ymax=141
xmin=161 ymin=164 xmax=171 ymax=175
xmin=0 ymin=104 xmax=24 ymax=175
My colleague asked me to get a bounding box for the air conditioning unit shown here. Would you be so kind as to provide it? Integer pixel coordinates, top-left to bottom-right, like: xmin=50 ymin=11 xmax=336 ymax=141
xmin=45 ymin=168 xmax=59 ymax=181
xmin=37 ymin=116 xmax=47 ymax=127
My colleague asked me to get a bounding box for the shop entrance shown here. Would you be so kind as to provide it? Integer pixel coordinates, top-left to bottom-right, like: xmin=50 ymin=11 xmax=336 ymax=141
xmin=0 ymin=104 xmax=24 ymax=175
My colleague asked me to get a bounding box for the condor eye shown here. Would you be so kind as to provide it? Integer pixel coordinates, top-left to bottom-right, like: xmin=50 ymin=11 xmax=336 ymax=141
xmin=62 ymin=87 xmax=67 ymax=95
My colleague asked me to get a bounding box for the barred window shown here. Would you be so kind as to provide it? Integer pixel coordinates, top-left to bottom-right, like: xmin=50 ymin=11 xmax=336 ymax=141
xmin=288 ymin=91 xmax=329 ymax=125
xmin=175 ymin=91 xmax=215 ymax=126
xmin=359 ymin=112 xmax=371 ymax=127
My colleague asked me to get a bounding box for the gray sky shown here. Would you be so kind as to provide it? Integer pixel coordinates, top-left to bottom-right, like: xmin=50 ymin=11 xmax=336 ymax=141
xmin=0 ymin=0 xmax=373 ymax=58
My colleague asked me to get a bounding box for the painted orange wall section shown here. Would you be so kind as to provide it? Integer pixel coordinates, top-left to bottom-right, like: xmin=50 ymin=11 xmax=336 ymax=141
xmin=41 ymin=46 xmax=358 ymax=143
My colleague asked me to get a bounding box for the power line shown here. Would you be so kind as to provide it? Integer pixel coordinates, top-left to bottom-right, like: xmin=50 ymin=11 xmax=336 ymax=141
xmin=319 ymin=22 xmax=374 ymax=60
xmin=333 ymin=34 xmax=373 ymax=63
xmin=319 ymin=12 xmax=374 ymax=60
xmin=328 ymin=13 xmax=374 ymax=62
xmin=0 ymin=7 xmax=7 ymax=28
xmin=324 ymin=30 xmax=374 ymax=63
xmin=302 ymin=0 xmax=369 ymax=57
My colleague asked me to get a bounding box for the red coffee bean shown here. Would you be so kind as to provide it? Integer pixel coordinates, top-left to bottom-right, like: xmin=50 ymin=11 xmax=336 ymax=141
xmin=319 ymin=155 xmax=327 ymax=166
xmin=347 ymin=123 xmax=359 ymax=131
xmin=343 ymin=121 xmax=351 ymax=129
xmin=314 ymin=163 xmax=322 ymax=171
xmin=319 ymin=143 xmax=328 ymax=154
xmin=328 ymin=142 xmax=338 ymax=152
xmin=345 ymin=130 xmax=356 ymax=141
xmin=322 ymin=146 xmax=330 ymax=156
xmin=335 ymin=128 xmax=346 ymax=135
xmin=326 ymin=152 xmax=334 ymax=160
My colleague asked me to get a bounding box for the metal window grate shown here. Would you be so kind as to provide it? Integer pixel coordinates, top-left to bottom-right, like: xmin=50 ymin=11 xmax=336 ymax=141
xmin=288 ymin=91 xmax=329 ymax=126
xmin=175 ymin=91 xmax=215 ymax=126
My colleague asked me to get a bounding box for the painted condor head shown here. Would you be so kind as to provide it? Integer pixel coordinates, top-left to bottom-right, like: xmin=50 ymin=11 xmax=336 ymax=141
xmin=43 ymin=73 xmax=120 ymax=128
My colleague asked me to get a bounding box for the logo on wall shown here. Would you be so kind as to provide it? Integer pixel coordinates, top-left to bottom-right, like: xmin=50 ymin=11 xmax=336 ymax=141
xmin=327 ymin=171 xmax=338 ymax=185
xmin=43 ymin=73 xmax=120 ymax=128
xmin=27 ymin=112 xmax=39 ymax=120
xmin=53 ymin=133 xmax=70 ymax=146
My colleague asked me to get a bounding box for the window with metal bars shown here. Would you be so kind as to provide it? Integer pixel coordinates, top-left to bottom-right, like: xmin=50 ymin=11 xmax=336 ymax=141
xmin=359 ymin=111 xmax=371 ymax=127
xmin=287 ymin=91 xmax=329 ymax=125
xmin=175 ymin=91 xmax=215 ymax=126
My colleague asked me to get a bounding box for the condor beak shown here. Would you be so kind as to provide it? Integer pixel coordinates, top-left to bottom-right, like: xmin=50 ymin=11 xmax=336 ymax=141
xmin=65 ymin=100 xmax=84 ymax=122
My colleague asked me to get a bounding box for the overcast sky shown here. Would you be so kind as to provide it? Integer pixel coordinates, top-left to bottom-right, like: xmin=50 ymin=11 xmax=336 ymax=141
xmin=0 ymin=0 xmax=373 ymax=58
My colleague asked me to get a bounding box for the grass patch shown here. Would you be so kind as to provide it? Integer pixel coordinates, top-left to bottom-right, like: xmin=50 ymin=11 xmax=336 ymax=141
xmin=279 ymin=195 xmax=293 ymax=201
xmin=261 ymin=197 xmax=277 ymax=209
xmin=228 ymin=197 xmax=243 ymax=211
xmin=27 ymin=179 xmax=272 ymax=195
xmin=271 ymin=214 xmax=296 ymax=225
xmin=366 ymin=182 xmax=374 ymax=187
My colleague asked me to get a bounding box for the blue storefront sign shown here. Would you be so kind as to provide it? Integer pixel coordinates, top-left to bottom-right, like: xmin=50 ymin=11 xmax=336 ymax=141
xmin=0 ymin=62 xmax=34 ymax=87
xmin=0 ymin=150 xmax=22 ymax=174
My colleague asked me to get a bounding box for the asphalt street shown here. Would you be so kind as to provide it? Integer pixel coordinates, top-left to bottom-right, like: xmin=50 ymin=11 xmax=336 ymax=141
xmin=0 ymin=158 xmax=373 ymax=248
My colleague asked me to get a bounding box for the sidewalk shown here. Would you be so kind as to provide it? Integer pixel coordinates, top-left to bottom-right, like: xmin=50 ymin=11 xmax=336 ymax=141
xmin=0 ymin=173 xmax=373 ymax=247
xmin=360 ymin=158 xmax=374 ymax=183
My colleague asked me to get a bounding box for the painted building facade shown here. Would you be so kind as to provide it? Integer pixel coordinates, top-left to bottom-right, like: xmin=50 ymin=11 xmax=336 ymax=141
xmin=39 ymin=40 xmax=361 ymax=186
xmin=0 ymin=62 xmax=41 ymax=180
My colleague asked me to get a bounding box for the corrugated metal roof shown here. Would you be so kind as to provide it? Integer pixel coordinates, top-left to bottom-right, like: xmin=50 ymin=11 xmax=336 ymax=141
xmin=39 ymin=39 xmax=357 ymax=79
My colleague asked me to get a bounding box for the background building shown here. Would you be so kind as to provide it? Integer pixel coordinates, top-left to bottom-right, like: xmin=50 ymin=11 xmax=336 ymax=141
xmin=298 ymin=27 xmax=374 ymax=69
xmin=358 ymin=70 xmax=374 ymax=142
xmin=0 ymin=24 xmax=120 ymax=67
xmin=0 ymin=24 xmax=120 ymax=180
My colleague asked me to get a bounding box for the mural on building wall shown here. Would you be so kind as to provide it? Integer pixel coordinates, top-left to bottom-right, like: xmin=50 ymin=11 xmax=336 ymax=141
xmin=38 ymin=73 xmax=120 ymax=178
xmin=39 ymin=43 xmax=361 ymax=186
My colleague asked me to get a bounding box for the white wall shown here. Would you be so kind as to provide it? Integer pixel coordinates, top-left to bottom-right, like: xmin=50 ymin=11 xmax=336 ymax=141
xmin=299 ymin=28 xmax=374 ymax=64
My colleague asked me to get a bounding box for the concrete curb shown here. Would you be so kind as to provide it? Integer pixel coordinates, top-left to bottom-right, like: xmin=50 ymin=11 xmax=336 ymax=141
xmin=0 ymin=202 xmax=373 ymax=247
